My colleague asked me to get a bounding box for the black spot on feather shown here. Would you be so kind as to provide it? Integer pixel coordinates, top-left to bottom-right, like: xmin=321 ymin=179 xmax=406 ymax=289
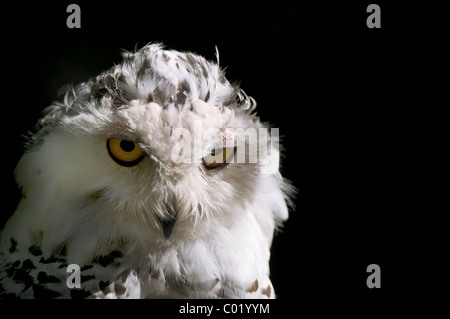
xmin=37 ymin=271 xmax=61 ymax=284
xmin=28 ymin=245 xmax=43 ymax=256
xmin=94 ymin=250 xmax=123 ymax=267
xmin=9 ymin=238 xmax=18 ymax=253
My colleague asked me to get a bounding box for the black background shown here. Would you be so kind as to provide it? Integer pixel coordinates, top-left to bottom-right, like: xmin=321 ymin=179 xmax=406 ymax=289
xmin=0 ymin=0 xmax=425 ymax=311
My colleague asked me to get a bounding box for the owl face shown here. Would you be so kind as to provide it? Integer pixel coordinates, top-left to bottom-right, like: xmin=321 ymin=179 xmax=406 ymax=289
xmin=12 ymin=44 xmax=280 ymax=260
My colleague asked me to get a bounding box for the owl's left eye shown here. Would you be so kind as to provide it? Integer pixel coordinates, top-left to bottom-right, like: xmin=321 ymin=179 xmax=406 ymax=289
xmin=202 ymin=146 xmax=236 ymax=170
xmin=107 ymin=138 xmax=145 ymax=167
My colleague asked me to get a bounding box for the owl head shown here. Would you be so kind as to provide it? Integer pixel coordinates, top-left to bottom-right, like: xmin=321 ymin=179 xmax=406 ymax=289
xmin=2 ymin=43 xmax=293 ymax=265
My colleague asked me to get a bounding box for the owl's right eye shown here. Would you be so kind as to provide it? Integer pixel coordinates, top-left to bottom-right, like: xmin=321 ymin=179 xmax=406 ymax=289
xmin=107 ymin=138 xmax=145 ymax=167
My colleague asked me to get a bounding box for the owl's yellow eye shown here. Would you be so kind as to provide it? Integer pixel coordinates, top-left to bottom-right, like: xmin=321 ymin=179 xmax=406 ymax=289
xmin=107 ymin=138 xmax=145 ymax=167
xmin=202 ymin=146 xmax=236 ymax=170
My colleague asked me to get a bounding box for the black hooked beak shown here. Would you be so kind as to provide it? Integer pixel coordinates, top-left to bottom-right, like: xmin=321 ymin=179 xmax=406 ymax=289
xmin=158 ymin=204 xmax=178 ymax=239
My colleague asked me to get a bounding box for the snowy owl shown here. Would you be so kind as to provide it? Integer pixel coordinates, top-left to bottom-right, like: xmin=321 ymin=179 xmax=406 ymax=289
xmin=0 ymin=43 xmax=295 ymax=298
